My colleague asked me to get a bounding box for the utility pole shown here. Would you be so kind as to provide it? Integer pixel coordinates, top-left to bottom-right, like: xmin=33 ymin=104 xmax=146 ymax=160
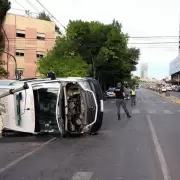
xmin=1 ymin=50 xmax=18 ymax=79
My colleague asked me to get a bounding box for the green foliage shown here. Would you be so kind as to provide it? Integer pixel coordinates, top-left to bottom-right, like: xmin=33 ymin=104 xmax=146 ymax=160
xmin=0 ymin=0 xmax=11 ymax=23
xmin=128 ymin=76 xmax=140 ymax=86
xmin=38 ymin=19 xmax=140 ymax=90
xmin=0 ymin=59 xmax=8 ymax=77
xmin=37 ymin=11 xmax=51 ymax=21
xmin=37 ymin=37 xmax=89 ymax=77
xmin=0 ymin=0 xmax=11 ymax=78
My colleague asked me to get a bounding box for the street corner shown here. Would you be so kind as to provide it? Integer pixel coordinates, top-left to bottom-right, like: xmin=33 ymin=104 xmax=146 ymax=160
xmin=149 ymin=89 xmax=180 ymax=104
xmin=163 ymin=95 xmax=180 ymax=104
xmin=168 ymin=98 xmax=180 ymax=104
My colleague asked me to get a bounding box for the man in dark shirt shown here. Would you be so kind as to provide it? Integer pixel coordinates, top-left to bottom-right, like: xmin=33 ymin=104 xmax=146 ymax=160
xmin=47 ymin=69 xmax=56 ymax=80
xmin=114 ymin=85 xmax=131 ymax=120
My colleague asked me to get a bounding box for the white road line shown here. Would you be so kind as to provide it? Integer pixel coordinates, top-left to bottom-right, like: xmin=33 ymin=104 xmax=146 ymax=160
xmin=0 ymin=137 xmax=56 ymax=174
xmin=177 ymin=110 xmax=180 ymax=113
xmin=147 ymin=115 xmax=171 ymax=180
xmin=163 ymin=110 xmax=173 ymax=114
xmin=71 ymin=172 xmax=93 ymax=180
xmin=148 ymin=110 xmax=156 ymax=114
xmin=131 ymin=109 xmax=140 ymax=114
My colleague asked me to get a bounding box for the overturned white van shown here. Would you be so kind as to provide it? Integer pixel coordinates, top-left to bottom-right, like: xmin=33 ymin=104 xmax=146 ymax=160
xmin=0 ymin=78 xmax=104 ymax=137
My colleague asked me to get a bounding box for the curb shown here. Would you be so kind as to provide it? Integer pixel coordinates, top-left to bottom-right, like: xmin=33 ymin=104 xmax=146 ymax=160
xmin=149 ymin=90 xmax=180 ymax=104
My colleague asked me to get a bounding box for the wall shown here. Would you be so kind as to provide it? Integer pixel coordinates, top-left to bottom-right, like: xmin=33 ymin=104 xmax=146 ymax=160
xmin=0 ymin=13 xmax=56 ymax=79
xmin=169 ymin=56 xmax=180 ymax=76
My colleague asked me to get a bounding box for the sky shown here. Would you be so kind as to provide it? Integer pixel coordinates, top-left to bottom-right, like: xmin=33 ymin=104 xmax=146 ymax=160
xmin=9 ymin=0 xmax=180 ymax=79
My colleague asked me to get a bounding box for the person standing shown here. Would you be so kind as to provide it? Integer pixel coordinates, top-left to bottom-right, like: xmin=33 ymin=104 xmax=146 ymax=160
xmin=47 ymin=69 xmax=56 ymax=80
xmin=114 ymin=84 xmax=131 ymax=120
xmin=131 ymin=86 xmax=136 ymax=106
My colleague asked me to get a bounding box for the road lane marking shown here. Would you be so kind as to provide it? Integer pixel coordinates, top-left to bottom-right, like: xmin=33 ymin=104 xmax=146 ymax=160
xmin=0 ymin=137 xmax=56 ymax=174
xmin=177 ymin=110 xmax=180 ymax=113
xmin=71 ymin=172 xmax=93 ymax=180
xmin=163 ymin=110 xmax=173 ymax=114
xmin=131 ymin=109 xmax=140 ymax=114
xmin=147 ymin=115 xmax=171 ymax=180
xmin=148 ymin=110 xmax=156 ymax=114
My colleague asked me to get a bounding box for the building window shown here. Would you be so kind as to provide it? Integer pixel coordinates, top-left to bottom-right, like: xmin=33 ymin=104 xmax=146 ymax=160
xmin=16 ymin=30 xmax=25 ymax=38
xmin=16 ymin=68 xmax=24 ymax=76
xmin=37 ymin=33 xmax=45 ymax=40
xmin=36 ymin=51 xmax=44 ymax=59
xmin=16 ymin=49 xmax=25 ymax=56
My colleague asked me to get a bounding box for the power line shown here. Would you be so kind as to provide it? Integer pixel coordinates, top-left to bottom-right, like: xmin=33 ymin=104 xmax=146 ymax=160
xmin=5 ymin=37 xmax=180 ymax=43
xmin=26 ymin=0 xmax=40 ymax=13
xmin=10 ymin=7 xmax=38 ymax=14
xmin=35 ymin=0 xmax=66 ymax=30
xmin=130 ymin=42 xmax=179 ymax=45
xmin=14 ymin=0 xmax=26 ymax=10
xmin=129 ymin=36 xmax=179 ymax=39
xmin=7 ymin=37 xmax=179 ymax=40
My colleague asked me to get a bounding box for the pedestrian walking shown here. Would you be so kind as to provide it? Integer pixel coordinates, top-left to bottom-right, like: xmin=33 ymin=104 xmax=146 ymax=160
xmin=131 ymin=86 xmax=136 ymax=106
xmin=114 ymin=84 xmax=131 ymax=120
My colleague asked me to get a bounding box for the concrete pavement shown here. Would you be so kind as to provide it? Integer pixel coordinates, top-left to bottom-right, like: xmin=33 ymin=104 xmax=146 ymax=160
xmin=170 ymin=91 xmax=180 ymax=99
xmin=148 ymin=89 xmax=180 ymax=104
xmin=0 ymin=88 xmax=180 ymax=179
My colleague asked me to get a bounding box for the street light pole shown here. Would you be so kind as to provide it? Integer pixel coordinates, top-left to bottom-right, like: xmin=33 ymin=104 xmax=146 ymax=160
xmin=0 ymin=50 xmax=18 ymax=79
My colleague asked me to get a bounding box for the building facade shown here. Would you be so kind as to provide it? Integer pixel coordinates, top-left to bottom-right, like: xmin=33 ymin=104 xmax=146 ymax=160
xmin=169 ymin=56 xmax=180 ymax=84
xmin=140 ymin=62 xmax=148 ymax=79
xmin=169 ymin=20 xmax=180 ymax=85
xmin=0 ymin=13 xmax=57 ymax=79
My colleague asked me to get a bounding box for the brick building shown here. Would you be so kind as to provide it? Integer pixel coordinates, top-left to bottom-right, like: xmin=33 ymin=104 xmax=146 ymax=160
xmin=0 ymin=13 xmax=58 ymax=79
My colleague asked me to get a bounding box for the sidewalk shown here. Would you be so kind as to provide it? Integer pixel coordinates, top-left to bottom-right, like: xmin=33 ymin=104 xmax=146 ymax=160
xmin=150 ymin=90 xmax=180 ymax=104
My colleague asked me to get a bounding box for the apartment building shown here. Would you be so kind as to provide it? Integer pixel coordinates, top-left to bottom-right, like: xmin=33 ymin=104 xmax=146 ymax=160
xmin=140 ymin=62 xmax=148 ymax=79
xmin=0 ymin=13 xmax=57 ymax=79
xmin=169 ymin=56 xmax=180 ymax=85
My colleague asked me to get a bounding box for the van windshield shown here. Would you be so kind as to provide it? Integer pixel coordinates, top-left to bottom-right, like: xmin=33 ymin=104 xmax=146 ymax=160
xmin=33 ymin=87 xmax=60 ymax=133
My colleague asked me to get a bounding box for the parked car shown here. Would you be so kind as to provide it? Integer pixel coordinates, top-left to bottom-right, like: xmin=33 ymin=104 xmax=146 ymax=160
xmin=172 ymin=85 xmax=180 ymax=92
xmin=124 ymin=87 xmax=131 ymax=100
xmin=106 ymin=87 xmax=116 ymax=98
xmin=166 ymin=86 xmax=172 ymax=91
xmin=161 ymin=86 xmax=166 ymax=92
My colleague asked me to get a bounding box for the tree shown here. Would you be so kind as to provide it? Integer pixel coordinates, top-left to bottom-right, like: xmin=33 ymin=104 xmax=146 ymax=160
xmin=66 ymin=20 xmax=140 ymax=89
xmin=37 ymin=11 xmax=51 ymax=21
xmin=0 ymin=0 xmax=11 ymax=78
xmin=38 ymin=19 xmax=140 ymax=90
xmin=37 ymin=37 xmax=90 ymax=77
xmin=37 ymin=11 xmax=62 ymax=34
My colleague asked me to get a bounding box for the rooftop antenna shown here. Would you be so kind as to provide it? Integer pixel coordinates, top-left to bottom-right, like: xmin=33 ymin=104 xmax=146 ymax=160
xmin=25 ymin=10 xmax=32 ymax=17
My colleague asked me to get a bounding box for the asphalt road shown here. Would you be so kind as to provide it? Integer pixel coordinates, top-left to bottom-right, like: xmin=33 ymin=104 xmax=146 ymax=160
xmin=0 ymin=88 xmax=180 ymax=180
xmin=170 ymin=91 xmax=180 ymax=99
